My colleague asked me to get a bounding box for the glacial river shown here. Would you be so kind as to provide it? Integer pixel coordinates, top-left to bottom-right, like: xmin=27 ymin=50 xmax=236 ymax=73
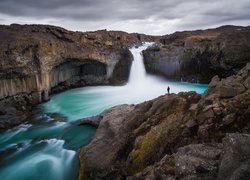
xmin=0 ymin=43 xmax=208 ymax=180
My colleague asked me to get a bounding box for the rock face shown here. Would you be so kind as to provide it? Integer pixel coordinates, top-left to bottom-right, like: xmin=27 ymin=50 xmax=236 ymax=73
xmin=79 ymin=64 xmax=250 ymax=179
xmin=0 ymin=24 xmax=154 ymax=129
xmin=143 ymin=25 xmax=250 ymax=83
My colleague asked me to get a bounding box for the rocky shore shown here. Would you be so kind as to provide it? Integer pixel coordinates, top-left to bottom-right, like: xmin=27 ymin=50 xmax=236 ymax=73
xmin=78 ymin=63 xmax=250 ymax=180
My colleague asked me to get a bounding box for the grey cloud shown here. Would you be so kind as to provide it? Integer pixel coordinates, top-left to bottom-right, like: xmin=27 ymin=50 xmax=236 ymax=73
xmin=0 ymin=0 xmax=249 ymax=34
xmin=0 ymin=0 xmax=198 ymax=20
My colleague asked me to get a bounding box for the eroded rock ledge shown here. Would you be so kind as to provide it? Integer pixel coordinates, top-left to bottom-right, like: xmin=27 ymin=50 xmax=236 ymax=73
xmin=78 ymin=63 xmax=250 ymax=180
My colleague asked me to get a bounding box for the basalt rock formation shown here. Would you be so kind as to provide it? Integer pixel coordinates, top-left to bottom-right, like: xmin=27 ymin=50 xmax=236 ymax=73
xmin=0 ymin=24 xmax=154 ymax=129
xmin=2 ymin=24 xmax=250 ymax=130
xmin=143 ymin=25 xmax=250 ymax=83
xmin=78 ymin=63 xmax=250 ymax=179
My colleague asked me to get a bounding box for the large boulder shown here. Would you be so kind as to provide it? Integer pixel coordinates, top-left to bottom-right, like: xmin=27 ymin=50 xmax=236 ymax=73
xmin=218 ymin=76 xmax=246 ymax=98
xmin=218 ymin=133 xmax=250 ymax=180
xmin=0 ymin=105 xmax=27 ymax=130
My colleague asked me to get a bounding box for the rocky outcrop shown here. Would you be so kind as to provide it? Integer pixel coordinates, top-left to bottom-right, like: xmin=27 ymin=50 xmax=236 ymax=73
xmin=0 ymin=105 xmax=28 ymax=129
xmin=128 ymin=133 xmax=250 ymax=180
xmin=78 ymin=63 xmax=250 ymax=179
xmin=217 ymin=133 xmax=250 ymax=180
xmin=143 ymin=25 xmax=250 ymax=83
xmin=0 ymin=24 xmax=154 ymax=129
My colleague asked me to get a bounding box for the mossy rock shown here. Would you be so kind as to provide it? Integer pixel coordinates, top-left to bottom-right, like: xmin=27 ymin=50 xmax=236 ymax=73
xmin=164 ymin=156 xmax=176 ymax=174
xmin=128 ymin=126 xmax=167 ymax=174
xmin=245 ymin=89 xmax=250 ymax=96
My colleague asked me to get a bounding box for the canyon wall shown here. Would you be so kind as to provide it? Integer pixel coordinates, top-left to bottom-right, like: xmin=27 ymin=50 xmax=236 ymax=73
xmin=0 ymin=24 xmax=154 ymax=104
xmin=0 ymin=24 xmax=154 ymax=129
xmin=143 ymin=25 xmax=250 ymax=83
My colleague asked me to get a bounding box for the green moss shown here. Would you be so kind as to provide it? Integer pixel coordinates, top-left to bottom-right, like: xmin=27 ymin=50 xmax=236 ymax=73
xmin=128 ymin=126 xmax=166 ymax=174
xmin=245 ymin=89 xmax=250 ymax=96
xmin=164 ymin=157 xmax=176 ymax=174
xmin=168 ymin=157 xmax=176 ymax=167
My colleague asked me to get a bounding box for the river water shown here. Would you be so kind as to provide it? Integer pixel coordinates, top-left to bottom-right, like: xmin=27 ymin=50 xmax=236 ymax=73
xmin=0 ymin=42 xmax=208 ymax=180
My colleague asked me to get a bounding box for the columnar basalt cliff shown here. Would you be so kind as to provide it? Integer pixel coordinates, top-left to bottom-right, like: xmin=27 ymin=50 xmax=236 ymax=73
xmin=1 ymin=25 xmax=250 ymax=129
xmin=79 ymin=63 xmax=250 ymax=180
xmin=0 ymin=24 xmax=154 ymax=129
xmin=143 ymin=25 xmax=250 ymax=83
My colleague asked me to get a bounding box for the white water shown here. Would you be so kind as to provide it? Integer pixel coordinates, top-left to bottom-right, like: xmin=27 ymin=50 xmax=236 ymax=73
xmin=128 ymin=43 xmax=150 ymax=84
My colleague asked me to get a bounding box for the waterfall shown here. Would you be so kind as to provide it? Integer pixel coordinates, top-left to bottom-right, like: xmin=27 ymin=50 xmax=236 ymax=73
xmin=128 ymin=42 xmax=154 ymax=85
xmin=0 ymin=42 xmax=208 ymax=180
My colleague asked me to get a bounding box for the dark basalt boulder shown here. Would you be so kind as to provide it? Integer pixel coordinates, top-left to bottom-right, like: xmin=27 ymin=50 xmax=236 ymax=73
xmin=217 ymin=133 xmax=250 ymax=180
xmin=0 ymin=105 xmax=27 ymax=130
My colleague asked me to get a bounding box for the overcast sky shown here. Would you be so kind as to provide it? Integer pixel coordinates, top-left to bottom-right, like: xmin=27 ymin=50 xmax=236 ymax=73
xmin=0 ymin=0 xmax=250 ymax=35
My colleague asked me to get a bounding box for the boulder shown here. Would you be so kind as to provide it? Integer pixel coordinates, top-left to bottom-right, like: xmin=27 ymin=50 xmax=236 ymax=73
xmin=217 ymin=133 xmax=250 ymax=180
xmin=222 ymin=113 xmax=236 ymax=125
xmin=219 ymin=84 xmax=246 ymax=98
xmin=0 ymin=105 xmax=27 ymax=130
xmin=244 ymin=76 xmax=250 ymax=89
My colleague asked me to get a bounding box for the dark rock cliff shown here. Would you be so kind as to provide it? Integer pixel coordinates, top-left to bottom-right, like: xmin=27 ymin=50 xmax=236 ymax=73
xmin=143 ymin=25 xmax=250 ymax=83
xmin=78 ymin=63 xmax=250 ymax=180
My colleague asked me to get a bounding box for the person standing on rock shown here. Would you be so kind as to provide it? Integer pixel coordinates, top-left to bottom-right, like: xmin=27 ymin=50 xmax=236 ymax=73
xmin=167 ymin=86 xmax=170 ymax=94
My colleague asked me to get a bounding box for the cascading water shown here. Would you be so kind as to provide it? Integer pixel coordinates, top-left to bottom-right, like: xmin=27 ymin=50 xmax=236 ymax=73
xmin=0 ymin=42 xmax=208 ymax=180
xmin=128 ymin=43 xmax=152 ymax=84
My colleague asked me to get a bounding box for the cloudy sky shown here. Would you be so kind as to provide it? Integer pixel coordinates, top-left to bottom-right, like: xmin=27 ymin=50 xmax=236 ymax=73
xmin=0 ymin=0 xmax=250 ymax=35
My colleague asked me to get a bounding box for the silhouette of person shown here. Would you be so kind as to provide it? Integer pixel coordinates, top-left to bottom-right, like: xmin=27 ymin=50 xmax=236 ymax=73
xmin=167 ymin=86 xmax=170 ymax=94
